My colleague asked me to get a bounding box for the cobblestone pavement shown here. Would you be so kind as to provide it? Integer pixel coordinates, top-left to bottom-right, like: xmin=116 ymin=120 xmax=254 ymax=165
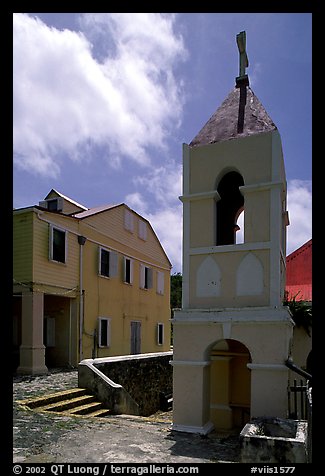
xmin=13 ymin=369 xmax=241 ymax=464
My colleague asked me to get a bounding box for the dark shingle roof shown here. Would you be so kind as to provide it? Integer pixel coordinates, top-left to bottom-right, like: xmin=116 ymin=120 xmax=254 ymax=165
xmin=190 ymin=86 xmax=277 ymax=147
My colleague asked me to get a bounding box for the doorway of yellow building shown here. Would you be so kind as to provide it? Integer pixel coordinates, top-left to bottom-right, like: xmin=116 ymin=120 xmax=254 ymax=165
xmin=209 ymin=339 xmax=251 ymax=430
xmin=130 ymin=321 xmax=141 ymax=354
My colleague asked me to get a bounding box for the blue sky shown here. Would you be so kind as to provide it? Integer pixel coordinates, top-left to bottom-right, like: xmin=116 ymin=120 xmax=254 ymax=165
xmin=13 ymin=13 xmax=312 ymax=273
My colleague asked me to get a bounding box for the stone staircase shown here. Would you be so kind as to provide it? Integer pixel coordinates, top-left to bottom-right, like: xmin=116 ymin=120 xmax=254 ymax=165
xmin=16 ymin=388 xmax=112 ymax=418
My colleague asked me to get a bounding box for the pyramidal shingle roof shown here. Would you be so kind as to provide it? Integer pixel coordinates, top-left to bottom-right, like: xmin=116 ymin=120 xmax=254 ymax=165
xmin=190 ymin=86 xmax=277 ymax=147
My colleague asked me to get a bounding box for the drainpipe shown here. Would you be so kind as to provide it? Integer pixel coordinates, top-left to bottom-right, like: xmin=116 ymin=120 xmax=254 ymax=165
xmin=285 ymin=357 xmax=312 ymax=382
xmin=78 ymin=235 xmax=87 ymax=362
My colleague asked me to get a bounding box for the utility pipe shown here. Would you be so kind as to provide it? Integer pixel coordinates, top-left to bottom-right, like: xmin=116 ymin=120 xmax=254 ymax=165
xmin=78 ymin=235 xmax=87 ymax=361
xmin=285 ymin=357 xmax=312 ymax=382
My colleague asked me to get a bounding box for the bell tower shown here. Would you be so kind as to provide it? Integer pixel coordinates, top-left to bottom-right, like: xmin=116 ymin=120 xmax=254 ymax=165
xmin=172 ymin=32 xmax=293 ymax=434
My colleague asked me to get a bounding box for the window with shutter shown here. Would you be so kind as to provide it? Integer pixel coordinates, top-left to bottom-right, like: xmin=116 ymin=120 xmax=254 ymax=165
xmin=99 ymin=248 xmax=118 ymax=278
xmin=138 ymin=220 xmax=147 ymax=240
xmin=124 ymin=209 xmax=134 ymax=232
xmin=140 ymin=264 xmax=153 ymax=289
xmin=98 ymin=317 xmax=111 ymax=347
xmin=157 ymin=271 xmax=164 ymax=295
xmin=124 ymin=257 xmax=133 ymax=284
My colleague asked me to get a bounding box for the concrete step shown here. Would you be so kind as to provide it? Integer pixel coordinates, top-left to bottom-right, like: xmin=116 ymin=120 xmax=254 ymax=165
xmin=85 ymin=408 xmax=113 ymax=417
xmin=17 ymin=388 xmax=88 ymax=409
xmin=68 ymin=401 xmax=105 ymax=415
xmin=16 ymin=387 xmax=111 ymax=419
xmin=36 ymin=394 xmax=96 ymax=413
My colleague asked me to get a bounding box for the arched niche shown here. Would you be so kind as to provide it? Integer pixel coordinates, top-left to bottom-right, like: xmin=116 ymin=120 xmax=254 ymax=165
xmin=196 ymin=256 xmax=221 ymax=297
xmin=236 ymin=252 xmax=264 ymax=296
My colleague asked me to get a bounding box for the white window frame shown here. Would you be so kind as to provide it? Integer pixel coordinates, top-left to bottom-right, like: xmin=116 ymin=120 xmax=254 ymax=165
xmin=98 ymin=247 xmax=118 ymax=278
xmin=124 ymin=209 xmax=134 ymax=233
xmin=98 ymin=317 xmax=111 ymax=348
xmin=138 ymin=220 xmax=147 ymax=241
xmin=49 ymin=224 xmax=67 ymax=264
xmin=157 ymin=271 xmax=165 ymax=295
xmin=123 ymin=256 xmax=134 ymax=284
xmin=140 ymin=264 xmax=153 ymax=290
xmin=157 ymin=322 xmax=164 ymax=345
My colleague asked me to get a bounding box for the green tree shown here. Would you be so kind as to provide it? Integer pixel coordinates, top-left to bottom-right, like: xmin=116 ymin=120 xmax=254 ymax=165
xmin=283 ymin=293 xmax=312 ymax=337
xmin=170 ymin=272 xmax=182 ymax=313
xmin=170 ymin=273 xmax=182 ymax=347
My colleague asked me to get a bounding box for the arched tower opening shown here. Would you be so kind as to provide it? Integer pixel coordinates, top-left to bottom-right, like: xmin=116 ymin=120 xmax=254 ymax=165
xmin=216 ymin=171 xmax=244 ymax=245
xmin=209 ymin=338 xmax=251 ymax=430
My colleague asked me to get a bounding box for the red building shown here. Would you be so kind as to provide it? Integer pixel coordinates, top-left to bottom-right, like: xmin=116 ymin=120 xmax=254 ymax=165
xmin=285 ymin=239 xmax=312 ymax=302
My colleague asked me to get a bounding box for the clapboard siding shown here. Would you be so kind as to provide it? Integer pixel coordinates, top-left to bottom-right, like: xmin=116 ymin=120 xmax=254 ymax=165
xmin=32 ymin=212 xmax=80 ymax=289
xmin=81 ymin=205 xmax=171 ymax=269
xmin=13 ymin=210 xmax=33 ymax=282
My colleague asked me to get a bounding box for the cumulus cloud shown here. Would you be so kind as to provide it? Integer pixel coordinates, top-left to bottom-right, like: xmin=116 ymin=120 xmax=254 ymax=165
xmin=147 ymin=206 xmax=183 ymax=272
xmin=286 ymin=179 xmax=312 ymax=254
xmin=13 ymin=13 xmax=186 ymax=176
xmin=125 ymin=161 xmax=183 ymax=272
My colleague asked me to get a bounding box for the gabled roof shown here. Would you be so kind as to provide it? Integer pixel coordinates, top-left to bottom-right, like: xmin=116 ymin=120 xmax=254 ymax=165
xmin=45 ymin=189 xmax=88 ymax=211
xmin=73 ymin=203 xmax=172 ymax=269
xmin=73 ymin=203 xmax=118 ymax=218
xmin=190 ymin=86 xmax=277 ymax=147
xmin=285 ymin=239 xmax=312 ymax=302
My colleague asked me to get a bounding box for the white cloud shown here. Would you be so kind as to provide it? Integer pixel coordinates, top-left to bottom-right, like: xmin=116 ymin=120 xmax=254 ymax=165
xmin=13 ymin=13 xmax=186 ymax=176
xmin=125 ymin=161 xmax=183 ymax=272
xmin=147 ymin=206 xmax=183 ymax=273
xmin=133 ymin=163 xmax=182 ymax=204
xmin=286 ymin=179 xmax=312 ymax=255
xmin=125 ymin=192 xmax=148 ymax=216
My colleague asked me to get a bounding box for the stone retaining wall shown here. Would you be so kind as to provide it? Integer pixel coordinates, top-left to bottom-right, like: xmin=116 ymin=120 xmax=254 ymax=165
xmin=78 ymin=352 xmax=173 ymax=416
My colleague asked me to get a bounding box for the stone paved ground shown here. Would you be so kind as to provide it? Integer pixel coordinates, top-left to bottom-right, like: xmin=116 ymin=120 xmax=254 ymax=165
xmin=13 ymin=369 xmax=240 ymax=464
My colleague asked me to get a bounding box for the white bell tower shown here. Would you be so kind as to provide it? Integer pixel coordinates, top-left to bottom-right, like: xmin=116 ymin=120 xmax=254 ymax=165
xmin=172 ymin=31 xmax=293 ymax=434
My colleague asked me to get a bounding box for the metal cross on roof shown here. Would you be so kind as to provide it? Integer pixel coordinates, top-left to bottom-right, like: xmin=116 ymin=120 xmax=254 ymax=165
xmin=236 ymin=31 xmax=249 ymax=78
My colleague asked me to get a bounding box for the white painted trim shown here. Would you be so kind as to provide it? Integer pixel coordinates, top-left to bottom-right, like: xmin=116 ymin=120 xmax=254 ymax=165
xmin=182 ymin=200 xmax=190 ymax=308
xmin=173 ymin=306 xmax=293 ymax=322
xmin=189 ymin=241 xmax=271 ymax=255
xmin=247 ymin=363 xmax=288 ymax=371
xmin=269 ymin=186 xmax=282 ymax=307
xmin=271 ymin=131 xmax=283 ymax=182
xmin=171 ymin=421 xmax=214 ymax=435
xmin=85 ymin=351 xmax=172 ymax=365
xmin=239 ymin=181 xmax=283 ymax=194
xmin=182 ymin=143 xmax=191 ymax=308
xmin=180 ymin=190 xmax=221 ymax=202
xmin=182 ymin=143 xmax=190 ymax=195
xmin=222 ymin=321 xmax=232 ymax=339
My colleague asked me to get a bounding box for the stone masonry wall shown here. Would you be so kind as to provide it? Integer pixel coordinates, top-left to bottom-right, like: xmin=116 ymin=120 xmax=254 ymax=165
xmin=92 ymin=352 xmax=173 ymax=416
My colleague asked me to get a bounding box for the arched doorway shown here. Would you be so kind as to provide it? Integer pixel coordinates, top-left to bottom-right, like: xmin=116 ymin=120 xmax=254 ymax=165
xmin=209 ymin=339 xmax=251 ymax=430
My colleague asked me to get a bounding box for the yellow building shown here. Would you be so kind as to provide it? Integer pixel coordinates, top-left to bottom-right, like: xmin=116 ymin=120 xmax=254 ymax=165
xmin=13 ymin=189 xmax=172 ymax=374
